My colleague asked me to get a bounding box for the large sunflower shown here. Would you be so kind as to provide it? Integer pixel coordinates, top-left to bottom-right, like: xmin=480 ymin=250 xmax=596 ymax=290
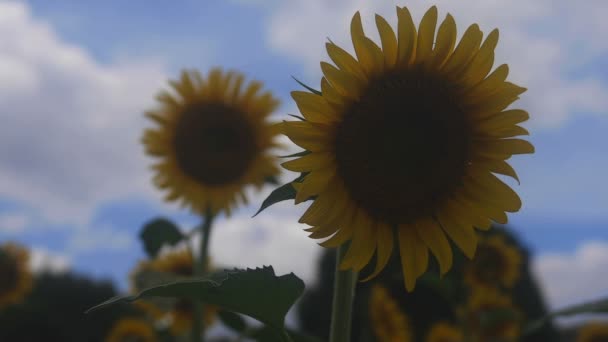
xmin=282 ymin=6 xmax=533 ymax=290
xmin=131 ymin=250 xmax=216 ymax=335
xmin=143 ymin=68 xmax=281 ymax=215
xmin=425 ymin=322 xmax=463 ymax=342
xmin=576 ymin=322 xmax=608 ymax=342
xmin=105 ymin=318 xmax=157 ymax=342
xmin=464 ymin=235 xmax=521 ymax=289
xmin=0 ymin=242 xmax=32 ymax=309
xmin=369 ymin=284 xmax=411 ymax=342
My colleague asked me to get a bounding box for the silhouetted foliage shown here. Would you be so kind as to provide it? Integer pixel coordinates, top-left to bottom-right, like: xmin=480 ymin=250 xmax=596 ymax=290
xmin=0 ymin=271 xmax=138 ymax=342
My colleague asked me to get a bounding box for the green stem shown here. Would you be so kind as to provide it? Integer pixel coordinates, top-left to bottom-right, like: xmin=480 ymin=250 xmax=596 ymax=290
xmin=329 ymin=244 xmax=358 ymax=342
xmin=192 ymin=209 xmax=214 ymax=342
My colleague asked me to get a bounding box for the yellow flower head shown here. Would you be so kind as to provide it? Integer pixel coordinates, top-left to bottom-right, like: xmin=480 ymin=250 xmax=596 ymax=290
xmin=426 ymin=322 xmax=463 ymax=342
xmin=281 ymin=6 xmax=533 ymax=291
xmin=143 ymin=68 xmax=281 ymax=216
xmin=465 ymin=235 xmax=522 ymax=289
xmin=462 ymin=289 xmax=521 ymax=341
xmin=576 ymin=322 xmax=608 ymax=342
xmin=369 ymin=284 xmax=411 ymax=342
xmin=0 ymin=242 xmax=32 ymax=309
xmin=105 ymin=318 xmax=157 ymax=342
xmin=131 ymin=249 xmax=216 ymax=335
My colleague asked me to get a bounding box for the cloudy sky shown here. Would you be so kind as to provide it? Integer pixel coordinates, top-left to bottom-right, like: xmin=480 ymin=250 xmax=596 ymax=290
xmin=0 ymin=0 xmax=607 ymax=316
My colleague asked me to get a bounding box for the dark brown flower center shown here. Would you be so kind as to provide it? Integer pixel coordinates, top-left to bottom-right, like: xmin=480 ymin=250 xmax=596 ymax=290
xmin=120 ymin=334 xmax=148 ymax=342
xmin=0 ymin=252 xmax=19 ymax=294
xmin=173 ymin=102 xmax=257 ymax=186
xmin=589 ymin=335 xmax=608 ymax=342
xmin=334 ymin=68 xmax=470 ymax=224
xmin=472 ymin=245 xmax=506 ymax=284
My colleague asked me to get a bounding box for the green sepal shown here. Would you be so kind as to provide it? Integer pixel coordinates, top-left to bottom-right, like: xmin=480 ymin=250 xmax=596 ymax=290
xmin=291 ymin=76 xmax=321 ymax=95
xmin=253 ymin=173 xmax=307 ymax=217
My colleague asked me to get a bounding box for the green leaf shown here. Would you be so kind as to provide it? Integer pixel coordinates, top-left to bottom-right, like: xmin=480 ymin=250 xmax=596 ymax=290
xmin=264 ymin=175 xmax=280 ymax=185
xmin=253 ymin=173 xmax=307 ymax=217
xmin=218 ymin=310 xmax=247 ymax=333
xmin=279 ymin=151 xmax=311 ymax=159
xmin=139 ymin=218 xmax=184 ymax=258
xmin=87 ymin=267 xmax=305 ymax=337
xmin=524 ymin=297 xmax=608 ymax=335
xmin=288 ymin=114 xmax=306 ymax=121
xmin=291 ymin=76 xmax=321 ymax=95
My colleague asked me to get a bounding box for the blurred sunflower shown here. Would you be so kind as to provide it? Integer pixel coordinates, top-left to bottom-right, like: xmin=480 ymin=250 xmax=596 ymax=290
xmin=131 ymin=250 xmax=216 ymax=335
xmin=143 ymin=68 xmax=281 ymax=216
xmin=425 ymin=322 xmax=463 ymax=342
xmin=282 ymin=5 xmax=533 ymax=290
xmin=0 ymin=242 xmax=32 ymax=309
xmin=461 ymin=290 xmax=520 ymax=341
xmin=576 ymin=322 xmax=608 ymax=342
xmin=105 ymin=318 xmax=157 ymax=342
xmin=369 ymin=284 xmax=411 ymax=342
xmin=464 ymin=235 xmax=521 ymax=289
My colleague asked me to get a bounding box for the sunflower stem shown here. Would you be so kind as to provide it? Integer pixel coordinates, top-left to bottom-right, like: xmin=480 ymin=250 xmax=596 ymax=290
xmin=192 ymin=209 xmax=214 ymax=342
xmin=329 ymin=244 xmax=358 ymax=342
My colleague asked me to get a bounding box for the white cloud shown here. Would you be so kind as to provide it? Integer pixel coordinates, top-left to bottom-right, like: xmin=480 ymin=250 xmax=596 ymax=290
xmin=265 ymin=0 xmax=608 ymax=127
xmin=0 ymin=2 xmax=168 ymax=224
xmin=29 ymin=246 xmax=71 ymax=273
xmin=206 ymin=203 xmax=322 ymax=284
xmin=533 ymin=241 xmax=608 ymax=312
xmin=0 ymin=212 xmax=29 ymax=234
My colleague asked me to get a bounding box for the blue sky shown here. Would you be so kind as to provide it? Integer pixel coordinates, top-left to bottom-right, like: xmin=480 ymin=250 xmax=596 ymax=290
xmin=0 ymin=0 xmax=607 ymax=312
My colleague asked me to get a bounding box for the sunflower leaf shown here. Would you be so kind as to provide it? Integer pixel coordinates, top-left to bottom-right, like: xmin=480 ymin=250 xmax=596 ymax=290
xmin=139 ymin=218 xmax=184 ymax=258
xmin=291 ymin=76 xmax=322 ymax=95
xmin=218 ymin=310 xmax=248 ymax=333
xmin=87 ymin=267 xmax=305 ymax=338
xmin=253 ymin=173 xmax=307 ymax=217
xmin=523 ymin=297 xmax=608 ymax=335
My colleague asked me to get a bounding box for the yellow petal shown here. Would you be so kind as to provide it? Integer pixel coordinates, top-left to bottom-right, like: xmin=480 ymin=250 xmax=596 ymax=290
xmin=308 ymin=224 xmax=340 ymax=239
xmin=437 ymin=208 xmax=478 ymax=259
xmin=320 ymin=62 xmax=361 ymax=98
xmin=361 ymin=222 xmax=394 ymax=282
xmin=398 ymin=225 xmax=428 ymax=291
xmin=415 ymin=6 xmax=438 ymax=64
xmin=282 ymin=152 xmax=334 ymax=172
xmin=396 ymin=6 xmax=417 ymax=66
xmin=478 ymin=138 xmax=535 ymax=156
xmin=442 ymin=24 xmax=482 ymax=74
xmin=325 ymin=43 xmax=365 ymax=79
xmin=321 ymin=77 xmax=346 ymax=107
xmin=415 ymin=218 xmax=452 ymax=275
xmin=299 ymin=190 xmax=335 ymax=222
xmin=320 ymin=205 xmax=357 ymax=248
xmin=282 ymin=121 xmax=333 ymax=152
xmin=479 ymin=159 xmax=520 ymax=183
xmin=340 ymin=211 xmax=376 ymax=271
xmin=432 ymin=14 xmax=457 ymax=68
xmin=375 ymin=14 xmax=398 ymax=67
xmin=461 ymin=29 xmax=499 ymax=86
xmin=295 ymin=168 xmax=335 ymax=203
xmin=475 ymin=109 xmax=530 ymax=130
xmin=291 ymin=91 xmax=338 ymax=123
xmin=468 ymin=82 xmax=527 ymax=115
xmin=459 ymin=192 xmax=509 ymax=224
xmin=449 ymin=198 xmax=492 ymax=231
xmin=467 ymin=170 xmax=522 ymax=212
xmin=466 ymin=64 xmax=509 ymax=97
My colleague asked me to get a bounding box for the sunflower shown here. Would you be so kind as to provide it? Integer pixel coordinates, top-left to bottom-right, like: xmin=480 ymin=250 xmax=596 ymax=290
xmin=0 ymin=242 xmax=32 ymax=309
xmin=461 ymin=290 xmax=521 ymax=341
xmin=105 ymin=318 xmax=157 ymax=342
xmin=131 ymin=250 xmax=217 ymax=334
xmin=464 ymin=235 xmax=521 ymax=289
xmin=143 ymin=68 xmax=281 ymax=216
xmin=369 ymin=284 xmax=411 ymax=342
xmin=281 ymin=6 xmax=533 ymax=290
xmin=426 ymin=322 xmax=463 ymax=342
xmin=576 ymin=322 xmax=608 ymax=342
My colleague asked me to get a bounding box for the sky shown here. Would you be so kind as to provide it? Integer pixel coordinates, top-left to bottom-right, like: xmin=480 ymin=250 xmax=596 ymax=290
xmin=0 ymin=0 xmax=607 ymax=320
